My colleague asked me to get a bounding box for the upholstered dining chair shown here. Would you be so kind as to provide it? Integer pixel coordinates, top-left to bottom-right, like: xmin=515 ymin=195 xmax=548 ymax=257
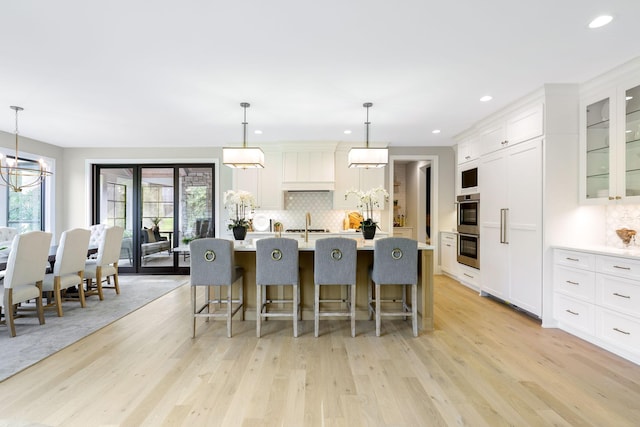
xmin=42 ymin=228 xmax=91 ymax=317
xmin=369 ymin=237 xmax=418 ymax=337
xmin=84 ymin=225 xmax=124 ymax=300
xmin=189 ymin=238 xmax=244 ymax=338
xmin=0 ymin=231 xmax=52 ymax=337
xmin=256 ymin=237 xmax=300 ymax=337
xmin=314 ymin=237 xmax=357 ymax=337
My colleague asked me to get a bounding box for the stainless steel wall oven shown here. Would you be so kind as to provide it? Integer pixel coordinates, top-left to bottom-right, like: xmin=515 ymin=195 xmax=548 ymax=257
xmin=457 ymin=193 xmax=480 ymax=269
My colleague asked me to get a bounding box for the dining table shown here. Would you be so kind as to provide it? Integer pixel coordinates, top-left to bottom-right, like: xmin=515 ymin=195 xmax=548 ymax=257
xmin=0 ymin=245 xmax=99 ymax=272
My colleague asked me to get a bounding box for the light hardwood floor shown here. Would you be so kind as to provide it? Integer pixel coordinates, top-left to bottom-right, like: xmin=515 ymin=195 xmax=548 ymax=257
xmin=1 ymin=274 xmax=639 ymax=426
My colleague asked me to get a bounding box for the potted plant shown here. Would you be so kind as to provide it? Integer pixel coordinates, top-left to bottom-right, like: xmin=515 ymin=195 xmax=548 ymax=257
xmin=224 ymin=189 xmax=257 ymax=240
xmin=345 ymin=186 xmax=389 ymax=239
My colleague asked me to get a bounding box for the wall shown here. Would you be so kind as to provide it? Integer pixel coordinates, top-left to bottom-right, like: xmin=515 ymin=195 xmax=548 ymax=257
xmin=60 ymin=146 xmax=231 ymax=238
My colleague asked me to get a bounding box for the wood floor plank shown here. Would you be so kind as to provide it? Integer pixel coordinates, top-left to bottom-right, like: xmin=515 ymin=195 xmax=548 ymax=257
xmin=1 ymin=274 xmax=640 ymax=426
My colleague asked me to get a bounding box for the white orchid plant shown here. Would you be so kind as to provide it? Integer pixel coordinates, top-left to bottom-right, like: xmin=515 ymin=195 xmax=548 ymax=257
xmin=224 ymin=190 xmax=257 ymax=229
xmin=345 ymin=186 xmax=389 ymax=229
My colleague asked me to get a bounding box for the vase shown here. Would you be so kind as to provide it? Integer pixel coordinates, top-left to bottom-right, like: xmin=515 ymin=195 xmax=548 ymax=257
xmin=362 ymin=224 xmax=377 ymax=240
xmin=232 ymin=226 xmax=247 ymax=240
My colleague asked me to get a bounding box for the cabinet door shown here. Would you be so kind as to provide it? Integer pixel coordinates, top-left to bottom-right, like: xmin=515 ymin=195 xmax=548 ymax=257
xmin=479 ymin=123 xmax=506 ymax=156
xmin=259 ymin=151 xmax=283 ymax=209
xmin=507 ymin=139 xmax=542 ymax=316
xmin=479 ymin=152 xmax=509 ymax=299
xmin=507 ymin=103 xmax=544 ymax=145
xmin=580 ymin=91 xmax=615 ymax=202
xmin=440 ymin=232 xmax=458 ymax=275
xmin=457 ymin=137 xmax=479 ymax=164
xmin=621 ymin=82 xmax=640 ymax=200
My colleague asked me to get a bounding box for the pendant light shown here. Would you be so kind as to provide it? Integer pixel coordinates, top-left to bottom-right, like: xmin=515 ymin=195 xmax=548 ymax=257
xmin=223 ymin=102 xmax=265 ymax=169
xmin=348 ymin=102 xmax=388 ymax=168
xmin=0 ymin=106 xmax=52 ymax=192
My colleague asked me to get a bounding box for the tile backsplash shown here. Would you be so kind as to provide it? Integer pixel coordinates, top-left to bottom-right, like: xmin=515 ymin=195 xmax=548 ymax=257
xmin=252 ymin=191 xmax=378 ymax=232
xmin=606 ymin=204 xmax=640 ymax=247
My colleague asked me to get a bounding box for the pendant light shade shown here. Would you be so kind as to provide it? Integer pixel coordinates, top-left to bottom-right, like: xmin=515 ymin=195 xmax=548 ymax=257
xmin=348 ymin=102 xmax=388 ymax=168
xmin=0 ymin=106 xmax=53 ymax=192
xmin=223 ymin=102 xmax=264 ymax=169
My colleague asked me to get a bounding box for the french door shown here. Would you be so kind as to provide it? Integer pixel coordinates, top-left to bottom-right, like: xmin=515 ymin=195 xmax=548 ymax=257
xmin=92 ymin=163 xmax=215 ymax=273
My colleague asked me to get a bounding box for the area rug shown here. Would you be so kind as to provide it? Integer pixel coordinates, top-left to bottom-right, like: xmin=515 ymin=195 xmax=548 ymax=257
xmin=0 ymin=274 xmax=188 ymax=382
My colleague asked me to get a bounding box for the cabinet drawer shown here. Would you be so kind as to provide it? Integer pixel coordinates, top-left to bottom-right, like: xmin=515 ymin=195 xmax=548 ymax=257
xmin=458 ymin=264 xmax=480 ymax=287
xmin=596 ymin=255 xmax=640 ymax=280
xmin=597 ymin=308 xmax=640 ymax=353
xmin=554 ymin=293 xmax=595 ymax=334
xmin=554 ymin=265 xmax=596 ymax=302
xmin=597 ymin=274 xmax=640 ymax=317
xmin=554 ymin=249 xmax=595 ymax=271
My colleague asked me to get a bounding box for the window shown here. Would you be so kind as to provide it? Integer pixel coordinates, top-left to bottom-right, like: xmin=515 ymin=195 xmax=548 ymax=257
xmin=5 ymin=158 xmax=45 ymax=232
xmin=142 ymin=182 xmax=174 ymax=232
xmin=106 ymin=182 xmax=127 ymax=228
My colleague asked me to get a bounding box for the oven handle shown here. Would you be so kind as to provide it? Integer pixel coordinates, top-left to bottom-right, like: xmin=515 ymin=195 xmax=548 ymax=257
xmin=500 ymin=208 xmax=509 ymax=244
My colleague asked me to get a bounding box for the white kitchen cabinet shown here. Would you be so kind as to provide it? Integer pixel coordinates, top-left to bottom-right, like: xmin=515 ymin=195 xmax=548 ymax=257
xmin=440 ymin=232 xmax=458 ymax=277
xmin=457 ymin=137 xmax=480 ymax=165
xmin=333 ymin=146 xmax=386 ymax=210
xmin=480 ymin=138 xmax=542 ymax=316
xmin=580 ymin=76 xmax=640 ymax=203
xmin=553 ymin=247 xmax=640 ymax=365
xmin=232 ymin=150 xmax=283 ymax=210
xmin=479 ymin=103 xmax=544 ymax=156
xmin=457 ymin=264 xmax=480 ymax=291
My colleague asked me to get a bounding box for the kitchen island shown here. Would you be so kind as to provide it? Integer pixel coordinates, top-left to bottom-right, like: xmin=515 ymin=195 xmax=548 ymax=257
xmin=178 ymin=239 xmax=435 ymax=331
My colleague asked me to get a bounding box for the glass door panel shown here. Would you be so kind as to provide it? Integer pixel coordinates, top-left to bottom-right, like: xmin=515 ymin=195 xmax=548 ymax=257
xmin=625 ymin=84 xmax=640 ymax=197
xmin=140 ymin=167 xmax=174 ymax=268
xmin=585 ymin=97 xmax=611 ymax=199
xmin=177 ymin=167 xmax=214 ymax=268
xmin=96 ymin=167 xmax=134 ymax=269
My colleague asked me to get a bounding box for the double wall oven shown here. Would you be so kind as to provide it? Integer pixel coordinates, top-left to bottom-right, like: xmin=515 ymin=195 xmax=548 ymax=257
xmin=457 ymin=193 xmax=479 ymax=269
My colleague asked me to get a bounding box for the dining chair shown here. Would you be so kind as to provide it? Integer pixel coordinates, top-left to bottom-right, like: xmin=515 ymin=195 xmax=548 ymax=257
xmin=189 ymin=238 xmax=244 ymax=338
xmin=314 ymin=237 xmax=357 ymax=337
xmin=368 ymin=237 xmax=418 ymax=337
xmin=42 ymin=228 xmax=91 ymax=316
xmin=0 ymin=231 xmax=52 ymax=337
xmin=84 ymin=225 xmax=124 ymax=300
xmin=256 ymin=237 xmax=300 ymax=337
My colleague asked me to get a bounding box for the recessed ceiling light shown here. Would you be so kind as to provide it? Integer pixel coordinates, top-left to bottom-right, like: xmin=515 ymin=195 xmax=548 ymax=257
xmin=480 ymin=95 xmax=493 ymax=102
xmin=626 ymin=96 xmax=634 ymax=101
xmin=588 ymin=15 xmax=613 ymax=29
xmin=344 ymin=130 xmax=352 ymax=135
xmin=254 ymin=130 xmax=262 ymax=135
xmin=432 ymin=129 xmax=441 ymax=134
xmin=626 ymin=130 xmax=633 ymax=133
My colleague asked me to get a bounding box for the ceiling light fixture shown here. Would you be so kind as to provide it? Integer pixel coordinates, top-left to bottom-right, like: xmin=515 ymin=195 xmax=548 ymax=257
xmin=0 ymin=106 xmax=52 ymax=192
xmin=222 ymin=102 xmax=265 ymax=169
xmin=480 ymin=95 xmax=493 ymax=102
xmin=347 ymin=102 xmax=388 ymax=168
xmin=432 ymin=129 xmax=441 ymax=134
xmin=588 ymin=15 xmax=613 ymax=29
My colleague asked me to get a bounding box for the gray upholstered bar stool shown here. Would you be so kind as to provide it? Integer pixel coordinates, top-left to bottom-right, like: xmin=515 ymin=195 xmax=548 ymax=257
xmin=368 ymin=237 xmax=418 ymax=337
xmin=256 ymin=238 xmax=300 ymax=337
xmin=314 ymin=237 xmax=357 ymax=337
xmin=189 ymin=238 xmax=244 ymax=338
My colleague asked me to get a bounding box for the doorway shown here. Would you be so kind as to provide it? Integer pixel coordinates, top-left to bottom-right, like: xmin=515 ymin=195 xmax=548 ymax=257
xmin=388 ymin=155 xmax=438 ymax=247
xmin=92 ymin=163 xmax=215 ymax=273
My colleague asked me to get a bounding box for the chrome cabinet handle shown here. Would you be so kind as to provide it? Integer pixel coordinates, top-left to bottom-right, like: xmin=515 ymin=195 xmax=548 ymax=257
xmin=566 ymin=257 xmax=580 ymax=262
xmin=613 ymin=327 xmax=630 ymax=335
xmin=566 ymin=280 xmax=579 ymax=285
xmin=613 ymin=292 xmax=631 ymax=299
xmin=565 ymin=309 xmax=579 ymax=316
xmin=613 ymin=265 xmax=631 ymax=270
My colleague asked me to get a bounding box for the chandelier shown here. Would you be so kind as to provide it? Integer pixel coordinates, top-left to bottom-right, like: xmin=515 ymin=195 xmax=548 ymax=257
xmin=222 ymin=102 xmax=265 ymax=168
xmin=0 ymin=106 xmax=52 ymax=192
xmin=348 ymin=102 xmax=388 ymax=168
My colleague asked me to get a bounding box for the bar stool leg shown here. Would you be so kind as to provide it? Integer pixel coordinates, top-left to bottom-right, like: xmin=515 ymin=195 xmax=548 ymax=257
xmin=412 ymin=283 xmax=418 ymax=337
xmin=314 ymin=284 xmax=320 ymax=338
xmin=256 ymin=284 xmax=262 ymax=338
xmin=375 ymin=282 xmax=381 ymax=337
xmin=350 ymin=283 xmax=356 ymax=338
xmin=293 ymin=282 xmax=299 ymax=338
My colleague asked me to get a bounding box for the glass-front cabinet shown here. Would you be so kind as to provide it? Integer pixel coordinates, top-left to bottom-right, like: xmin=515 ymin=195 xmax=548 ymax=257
xmin=581 ymin=79 xmax=640 ymax=203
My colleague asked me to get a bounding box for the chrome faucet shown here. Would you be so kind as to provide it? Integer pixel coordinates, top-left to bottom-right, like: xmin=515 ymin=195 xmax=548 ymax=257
xmin=305 ymin=212 xmax=311 ymax=243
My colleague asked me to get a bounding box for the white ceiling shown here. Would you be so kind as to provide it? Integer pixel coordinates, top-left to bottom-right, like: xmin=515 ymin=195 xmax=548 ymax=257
xmin=1 ymin=1 xmax=639 ymax=149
